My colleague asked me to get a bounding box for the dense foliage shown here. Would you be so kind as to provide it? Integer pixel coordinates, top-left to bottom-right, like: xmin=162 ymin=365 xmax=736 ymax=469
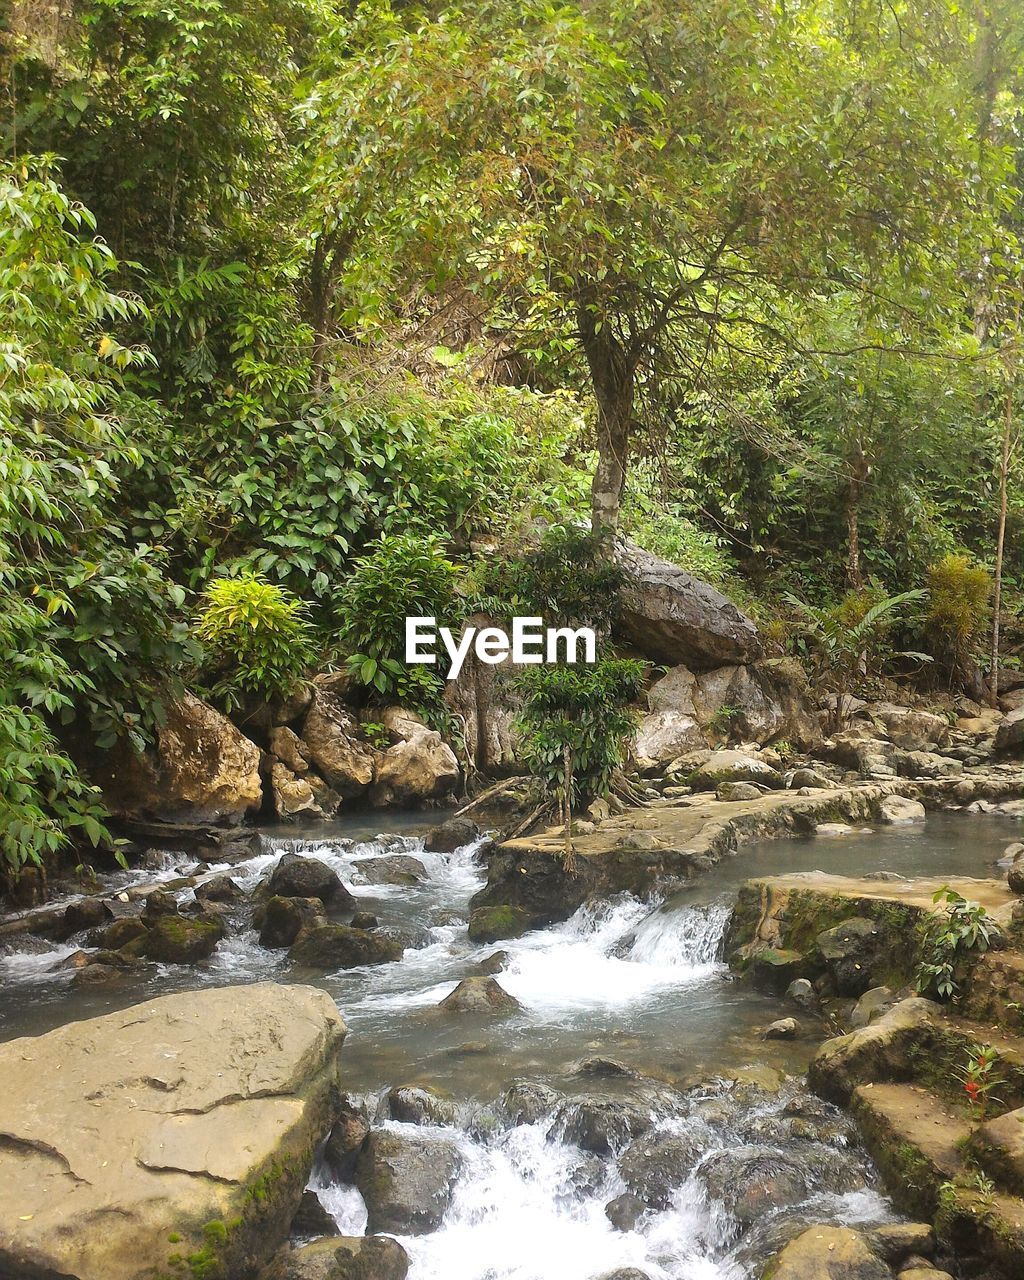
xmin=2 ymin=0 xmax=1024 ymax=872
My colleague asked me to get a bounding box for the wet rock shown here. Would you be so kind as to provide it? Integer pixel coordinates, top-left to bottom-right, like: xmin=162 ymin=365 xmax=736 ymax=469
xmin=290 ymin=1189 xmax=340 ymax=1239
xmin=879 ymin=795 xmax=926 ymax=825
xmin=468 ymin=904 xmax=532 ymax=943
xmin=617 ymin=1131 xmax=704 ymax=1208
xmin=573 ymin=1056 xmax=637 ymax=1079
xmin=355 ymin=1130 xmax=462 ymax=1234
xmin=424 ymin=815 xmax=480 ymax=852
xmin=264 ymin=1234 xmax=409 ymax=1280
xmin=195 ymin=873 xmax=243 ymax=903
xmin=349 ymin=910 xmax=378 ymax=930
xmin=387 ymin=1085 xmax=458 ymax=1126
xmin=301 ymin=691 xmax=375 ymax=797
xmin=143 ymin=889 xmax=180 ymax=918
xmin=613 ymin=538 xmax=761 ymax=669
xmin=1008 ymin=864 xmax=1024 ymax=896
xmin=501 ymin=1080 xmax=560 ymax=1126
xmin=851 ymin=986 xmax=895 ymax=1028
xmin=598 ymin=1271 xmax=652 ymax=1280
xmin=269 ymin=725 xmax=311 ymax=774
xmin=699 ymin=1147 xmax=809 ymax=1227
xmin=765 ymin=1017 xmax=799 ymax=1039
xmin=476 ymin=950 xmax=509 ymax=975
xmin=268 ymin=854 xmax=355 ymax=908
xmin=814 ymin=822 xmax=857 ymax=837
xmin=0 ymin=984 xmax=345 ymax=1280
xmin=259 ymin=896 xmax=328 ymax=949
xmin=816 ymin=917 xmax=885 ymax=996
xmin=289 ymin=924 xmax=403 ymax=969
xmin=604 ymin=1192 xmax=645 ymax=1232
xmin=141 ymin=911 xmax=224 ymax=963
xmin=556 ymin=1098 xmax=652 ymax=1155
xmin=61 ymin=896 xmax=111 ymax=937
xmin=866 ymin=1222 xmax=935 ymax=1264
xmin=370 ymin=726 xmax=460 ymax=807
xmin=437 ymin=976 xmax=522 ymax=1016
xmin=808 ymin=997 xmax=940 ymax=1104
xmin=324 ymin=1099 xmax=370 ymax=1180
xmin=743 ymin=948 xmax=812 ymax=993
xmin=355 ymin=855 xmax=427 ymax=886
xmin=72 ymin=962 xmax=126 ymax=987
xmin=786 ymin=978 xmax=817 ymax=1010
xmin=765 ymin=1224 xmax=891 ymax=1280
xmin=691 ymin=749 xmax=784 ymax=791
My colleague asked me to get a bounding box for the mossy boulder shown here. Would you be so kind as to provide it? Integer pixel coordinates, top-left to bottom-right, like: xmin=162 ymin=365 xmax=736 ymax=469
xmin=467 ymin=904 xmax=532 ymax=943
xmin=258 ymin=896 xmax=327 ymax=950
xmin=141 ymin=911 xmax=225 ymax=964
xmin=262 ymin=1234 xmax=409 ymax=1280
xmin=288 ymin=924 xmax=403 ymax=969
xmin=437 ymin=976 xmax=522 ymax=1016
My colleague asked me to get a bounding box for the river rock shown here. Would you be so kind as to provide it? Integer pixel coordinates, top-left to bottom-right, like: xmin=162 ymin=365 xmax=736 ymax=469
xmin=598 ymin=1271 xmax=653 ymax=1280
xmin=764 ymin=1224 xmax=891 ymax=1280
xmin=290 ymin=1189 xmax=340 ymax=1239
xmin=269 ymin=726 xmax=311 ymax=774
xmin=355 ymin=855 xmax=427 ymax=886
xmin=61 ymin=896 xmax=111 ymax=936
xmin=324 ymin=1099 xmax=370 ymax=1180
xmin=878 ymin=794 xmax=926 ymax=824
xmin=691 ymin=750 xmax=785 ymax=790
xmin=437 ymin=976 xmax=522 ymax=1015
xmin=263 ymin=1234 xmax=409 ymax=1280
xmin=259 ymin=896 xmax=328 ymax=949
xmin=605 ymin=1192 xmax=645 ymax=1231
xmin=74 ymin=690 xmax=262 ymax=825
xmin=424 ymin=814 xmax=480 ymax=852
xmin=0 ymin=984 xmax=345 ymax=1280
xmin=815 ymin=917 xmax=884 ymax=996
xmin=355 ymin=1130 xmax=463 ymax=1234
xmin=468 ymin=903 xmax=533 ymax=943
xmin=301 ymin=691 xmax=375 ymax=797
xmin=613 ymin=538 xmax=761 ymax=669
xmin=370 ymin=725 xmax=460 ymax=807
xmin=865 ymin=1222 xmax=935 ymax=1264
xmin=141 ymin=911 xmax=225 ymax=963
xmin=387 ymin=1085 xmax=458 ymax=1126
xmin=698 ymin=1147 xmax=809 ymax=1227
xmin=851 ymin=986 xmax=895 ymax=1028
xmin=288 ymin=923 xmax=403 ymax=969
xmin=995 ymin=707 xmax=1024 ymax=754
xmin=88 ymin=914 xmax=147 ymax=949
xmin=616 ymin=1131 xmax=704 ymax=1208
xmin=501 ymin=1080 xmax=560 ymax=1125
xmin=268 ymin=854 xmax=355 ymax=908
xmin=195 ymin=873 xmax=243 ymax=903
xmin=717 ymin=781 xmax=762 ymax=801
xmin=556 ymin=1098 xmax=653 ymax=1155
xmin=764 ymin=1017 xmax=799 ymax=1039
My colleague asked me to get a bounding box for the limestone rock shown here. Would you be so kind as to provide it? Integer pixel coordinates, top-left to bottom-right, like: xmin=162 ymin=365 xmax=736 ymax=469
xmin=387 ymin=1085 xmax=458 ymax=1127
xmin=424 ymin=815 xmax=480 ymax=852
xmin=370 ymin=726 xmax=460 ymax=807
xmin=851 ymin=986 xmax=894 ymax=1028
xmin=717 ymin=781 xmax=763 ymax=802
xmin=270 ymin=762 xmax=320 ymax=821
xmin=691 ymin=750 xmax=785 ymax=791
xmin=867 ymin=703 xmax=948 ymax=751
xmin=897 ymin=750 xmax=962 ymax=779
xmin=269 ymin=726 xmax=311 ymax=774
xmin=864 ymin=1221 xmax=935 ymax=1265
xmin=76 ymin=690 xmax=262 ymax=825
xmin=437 ymin=976 xmax=522 ymax=1015
xmin=808 ymin=997 xmax=940 ymax=1104
xmin=263 ymin=1234 xmax=409 ymax=1280
xmin=969 ymin=1106 xmax=1024 ymax=1195
xmin=635 ymin=709 xmax=706 ymax=763
xmin=355 ymin=855 xmax=427 ymax=886
xmin=764 ymin=1017 xmax=799 ymax=1039
xmin=323 ymin=1099 xmax=370 ymax=1180
xmin=613 ymin=538 xmax=761 ymax=669
xmin=258 ymin=896 xmax=327 ymax=949
xmin=878 ymin=794 xmax=926 ymax=825
xmin=0 ymin=985 xmax=345 ymax=1280
xmin=764 ymin=1225 xmax=891 ymax=1280
xmin=355 ymin=1131 xmax=463 ymax=1234
xmin=268 ymin=854 xmax=354 ymax=909
xmin=996 ymin=707 xmax=1024 ymax=754
xmin=616 ymin=1131 xmax=704 ymax=1209
xmin=301 ymin=691 xmax=375 ymax=798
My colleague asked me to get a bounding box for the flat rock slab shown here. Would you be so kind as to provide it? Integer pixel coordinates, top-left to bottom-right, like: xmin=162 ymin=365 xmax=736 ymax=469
xmin=743 ymin=872 xmax=1016 ymax=926
xmin=0 ymin=983 xmax=345 ymax=1280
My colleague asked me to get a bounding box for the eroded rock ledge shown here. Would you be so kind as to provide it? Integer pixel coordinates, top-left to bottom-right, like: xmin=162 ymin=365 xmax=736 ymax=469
xmin=0 ymin=984 xmax=345 ymax=1280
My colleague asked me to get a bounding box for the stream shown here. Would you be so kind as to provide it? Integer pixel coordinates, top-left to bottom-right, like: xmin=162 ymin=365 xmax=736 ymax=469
xmin=1 ymin=811 xmax=1021 ymax=1278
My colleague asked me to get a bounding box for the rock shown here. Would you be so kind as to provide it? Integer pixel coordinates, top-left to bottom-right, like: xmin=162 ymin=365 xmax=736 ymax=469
xmin=765 ymin=1017 xmax=799 ymax=1039
xmin=808 ymin=998 xmax=940 ymax=1104
xmin=635 ymin=708 xmax=706 ymax=763
xmin=995 ymin=707 xmax=1024 ymax=754
xmin=270 ymin=762 xmax=321 ymax=821
xmin=355 ymin=855 xmax=427 ymax=886
xmin=786 ymin=978 xmax=817 ymax=1010
xmin=74 ymin=690 xmax=262 ymax=825
xmin=468 ymin=904 xmax=532 ymax=943
xmin=604 ymin=1192 xmax=645 ymax=1231
xmin=264 ymin=1235 xmax=409 ymax=1280
xmin=259 ymin=896 xmax=328 ymax=949
xmin=897 ymin=751 xmax=962 ymax=779
xmin=790 ymin=767 xmax=832 ymax=789
xmin=306 ymin=775 xmax=342 ymax=821
xmin=61 ymin=896 xmax=111 ymax=936
xmin=968 ymin=1106 xmax=1024 ymax=1195
xmin=141 ymin=911 xmax=225 ymax=963
xmin=814 ymin=823 xmax=857 ymax=837
xmin=865 ymin=1222 xmax=935 ymax=1265
xmin=879 ymin=795 xmax=926 ymax=825
xmin=476 ymin=950 xmax=509 ymax=975
xmin=424 ymin=815 xmax=480 ymax=852
xmin=143 ymin=888 xmax=180 ymax=918
xmin=815 ymin=917 xmax=884 ymax=996
xmin=821 ymin=733 xmax=897 ymax=779
xmin=765 ymin=1225 xmax=892 ymax=1280
xmin=370 ymin=726 xmax=460 ymax=807
xmin=268 ymin=854 xmax=355 ymax=908
xmin=88 ymin=915 xmax=147 ymax=949
xmin=851 ymin=986 xmax=895 ymax=1028
xmin=501 ymin=1080 xmax=560 ymax=1125
xmin=691 ymin=749 xmax=785 ymax=790
xmin=613 ymin=538 xmax=761 ymax=669
xmin=323 ymin=1100 xmax=370 ymax=1180
xmin=998 ymin=842 xmax=1024 ymax=868
xmin=0 ymin=984 xmax=345 ymax=1280
xmin=437 ymin=976 xmax=522 ymax=1015
xmin=301 ymin=691 xmax=375 ymax=798
xmin=717 ymin=781 xmax=763 ymax=801
xmin=387 ymin=1085 xmax=458 ymax=1126
xmin=269 ymin=726 xmax=311 ymax=774
xmin=598 ymin=1271 xmax=653 ymax=1280
xmin=195 ymin=873 xmax=244 ymax=903
xmin=867 ymin=703 xmax=948 ymax=751
xmin=349 ymin=911 xmax=378 ymax=930
xmin=289 ymin=924 xmax=403 ymax=969
xmin=556 ymin=1098 xmax=652 ymax=1155
xmin=698 ymin=1147 xmax=810 ymax=1226
xmin=1009 ymin=865 xmax=1024 ymax=896
xmin=617 ymin=1131 xmax=704 ymax=1208
xmin=354 ymin=1130 xmax=462 ymax=1235
xmin=290 ymin=1190 xmax=340 ymax=1240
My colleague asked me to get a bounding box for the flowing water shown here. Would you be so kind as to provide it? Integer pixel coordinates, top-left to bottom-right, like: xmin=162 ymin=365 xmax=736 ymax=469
xmin=1 ymin=810 xmax=1021 ymax=1278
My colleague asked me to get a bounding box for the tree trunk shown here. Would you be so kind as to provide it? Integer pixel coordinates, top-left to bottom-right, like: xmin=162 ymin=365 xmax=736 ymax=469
xmin=991 ymin=382 xmax=1015 ymax=707
xmin=578 ymin=301 xmax=635 ymax=543
xmin=845 ymin=449 xmax=868 ymax=592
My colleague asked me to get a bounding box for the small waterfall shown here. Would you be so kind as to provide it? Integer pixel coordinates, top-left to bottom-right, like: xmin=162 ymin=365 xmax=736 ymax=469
xmin=627 ymin=902 xmax=732 ymax=969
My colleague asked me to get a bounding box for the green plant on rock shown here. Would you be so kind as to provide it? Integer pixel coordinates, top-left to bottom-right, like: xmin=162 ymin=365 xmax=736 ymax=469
xmin=915 ymin=887 xmax=1001 ymax=1001
xmin=515 ymin=658 xmax=646 ymax=873
xmin=196 ymin=573 xmax=314 ymax=711
xmin=927 ymin=554 xmax=991 ymax=689
xmin=958 ymin=1044 xmax=1003 ymax=1121
xmin=785 ymin=587 xmax=931 ymax=731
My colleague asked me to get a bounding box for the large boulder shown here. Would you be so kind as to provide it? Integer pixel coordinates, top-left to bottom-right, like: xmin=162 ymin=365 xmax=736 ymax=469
xmin=437 ymin=976 xmax=522 ymax=1016
xmin=866 ymin=703 xmax=948 ymax=751
xmin=75 ymin=690 xmax=262 ymax=825
xmin=269 ymin=762 xmax=321 ymax=821
xmin=370 ymin=725 xmax=460 ymax=807
xmin=354 ymin=1131 xmax=463 ymax=1234
xmin=691 ymin=749 xmax=785 ymax=790
xmin=996 ymin=707 xmax=1024 ymax=755
xmin=301 ymin=691 xmax=375 ymax=798
xmin=288 ymin=923 xmax=404 ymax=969
xmin=141 ymin=911 xmax=225 ymax=964
xmin=612 ymin=539 xmax=761 ymax=669
xmin=268 ymin=854 xmax=354 ymax=908
xmin=808 ymin=998 xmax=940 ymax=1104
xmin=763 ymin=1225 xmax=891 ymax=1280
xmin=0 ymin=985 xmax=345 ymax=1280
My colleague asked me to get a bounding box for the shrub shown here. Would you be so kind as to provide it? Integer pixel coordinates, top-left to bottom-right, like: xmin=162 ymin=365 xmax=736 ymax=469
xmin=927 ymin=554 xmax=991 ymax=686
xmin=915 ymin=886 xmax=1000 ymax=1001
xmin=196 ymin=574 xmax=314 ymax=710
xmin=340 ymin=533 xmax=459 ymax=705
